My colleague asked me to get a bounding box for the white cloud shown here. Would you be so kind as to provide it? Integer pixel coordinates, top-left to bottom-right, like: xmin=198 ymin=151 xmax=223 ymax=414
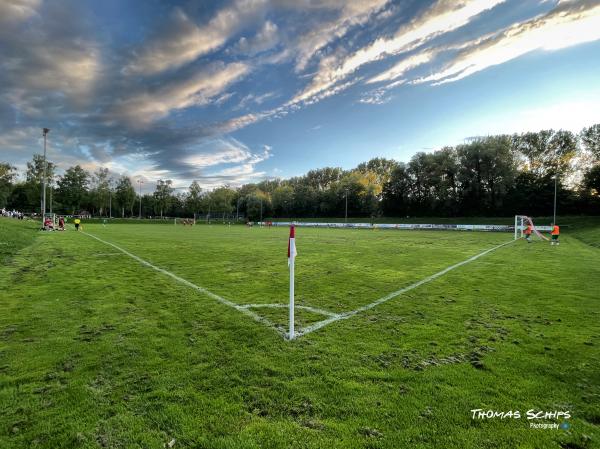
xmin=414 ymin=0 xmax=600 ymax=85
xmin=181 ymin=138 xmax=272 ymax=188
xmin=358 ymin=91 xmax=391 ymax=105
xmin=0 ymin=0 xmax=40 ymax=25
xmin=291 ymin=0 xmax=505 ymax=105
xmin=367 ymin=50 xmax=435 ymax=83
xmin=291 ymin=0 xmax=391 ymax=71
xmin=23 ymin=45 xmax=101 ymax=94
xmin=116 ymin=62 xmax=250 ymax=125
xmin=237 ymin=91 xmax=278 ymax=109
xmin=214 ymin=92 xmax=236 ymax=106
xmin=185 ymin=139 xmax=256 ymax=168
xmin=123 ymin=1 xmax=266 ymax=75
xmin=232 ymin=20 xmax=279 ymax=55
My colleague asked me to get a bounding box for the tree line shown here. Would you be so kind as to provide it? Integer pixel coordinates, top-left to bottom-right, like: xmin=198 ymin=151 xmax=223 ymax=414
xmin=1 ymin=125 xmax=599 ymax=220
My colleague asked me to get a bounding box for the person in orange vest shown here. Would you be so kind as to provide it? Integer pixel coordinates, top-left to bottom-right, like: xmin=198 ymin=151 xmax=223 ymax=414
xmin=550 ymin=223 xmax=560 ymax=245
xmin=524 ymin=223 xmax=533 ymax=243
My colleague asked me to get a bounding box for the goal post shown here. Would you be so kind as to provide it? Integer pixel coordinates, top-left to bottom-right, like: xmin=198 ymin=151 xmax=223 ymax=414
xmin=514 ymin=215 xmax=550 ymax=241
xmin=43 ymin=213 xmax=57 ymax=230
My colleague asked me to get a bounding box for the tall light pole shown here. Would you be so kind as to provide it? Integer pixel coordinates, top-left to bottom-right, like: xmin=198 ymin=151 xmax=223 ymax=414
xmin=137 ymin=179 xmax=143 ymax=219
xmin=553 ymin=147 xmax=558 ymax=225
xmin=260 ymin=198 xmax=263 ymax=223
xmin=344 ymin=188 xmax=349 ymax=223
xmin=41 ymin=128 xmax=50 ymax=220
xmin=553 ymin=173 xmax=558 ymax=225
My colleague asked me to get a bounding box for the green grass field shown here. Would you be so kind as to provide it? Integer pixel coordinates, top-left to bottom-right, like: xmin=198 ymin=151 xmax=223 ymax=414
xmin=1 ymin=218 xmax=599 ymax=449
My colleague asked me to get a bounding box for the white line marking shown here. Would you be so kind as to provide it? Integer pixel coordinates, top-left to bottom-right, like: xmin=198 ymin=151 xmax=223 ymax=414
xmin=81 ymin=231 xmax=286 ymax=338
xmin=295 ymin=239 xmax=516 ymax=338
xmin=82 ymin=229 xmax=514 ymax=340
xmin=239 ymin=303 xmax=339 ymax=318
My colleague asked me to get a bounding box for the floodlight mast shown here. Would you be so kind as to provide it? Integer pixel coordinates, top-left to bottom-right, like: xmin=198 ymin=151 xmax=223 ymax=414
xmin=345 ymin=188 xmax=349 ymax=223
xmin=137 ymin=179 xmax=143 ymax=218
xmin=553 ymin=173 xmax=558 ymax=225
xmin=41 ymin=128 xmax=50 ymax=222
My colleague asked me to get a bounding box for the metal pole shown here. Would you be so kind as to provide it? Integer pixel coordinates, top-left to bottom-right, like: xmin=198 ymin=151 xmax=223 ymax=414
xmin=289 ymin=257 xmax=295 ymax=339
xmin=138 ymin=179 xmax=143 ymax=218
xmin=236 ymin=198 xmax=240 ymax=222
xmin=345 ymin=189 xmax=348 ymax=223
xmin=260 ymin=198 xmax=263 ymax=223
xmin=109 ymin=189 xmax=112 ymax=219
xmin=552 ymin=145 xmax=558 ymax=225
xmin=49 ymin=186 xmax=53 ymax=214
xmin=553 ymin=174 xmax=558 ymax=225
xmin=41 ymin=128 xmax=50 ymax=221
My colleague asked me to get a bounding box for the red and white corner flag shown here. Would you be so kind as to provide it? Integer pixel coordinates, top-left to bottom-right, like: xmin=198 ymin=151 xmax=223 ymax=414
xmin=288 ymin=225 xmax=296 ymax=339
xmin=288 ymin=225 xmax=297 ymax=266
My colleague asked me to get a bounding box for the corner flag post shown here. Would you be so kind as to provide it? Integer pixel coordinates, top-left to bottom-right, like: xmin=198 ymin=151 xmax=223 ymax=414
xmin=288 ymin=225 xmax=297 ymax=340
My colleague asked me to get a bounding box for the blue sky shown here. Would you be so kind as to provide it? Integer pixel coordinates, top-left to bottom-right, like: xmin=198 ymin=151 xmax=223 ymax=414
xmin=1 ymin=0 xmax=599 ymax=193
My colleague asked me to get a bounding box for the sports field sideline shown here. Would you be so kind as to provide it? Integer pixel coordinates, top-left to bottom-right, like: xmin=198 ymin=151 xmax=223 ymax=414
xmin=1 ymin=219 xmax=599 ymax=448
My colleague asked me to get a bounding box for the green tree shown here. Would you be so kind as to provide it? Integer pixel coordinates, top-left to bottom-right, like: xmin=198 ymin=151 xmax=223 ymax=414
xmin=0 ymin=162 xmax=16 ymax=208
xmin=457 ymin=136 xmax=516 ymax=214
xmin=115 ymin=176 xmax=136 ymax=217
xmin=382 ymin=163 xmax=410 ymax=216
xmin=245 ymin=191 xmax=270 ymax=221
xmin=153 ymin=179 xmax=174 ymax=218
xmin=583 ymin=165 xmax=600 ymax=197
xmin=208 ymin=186 xmax=236 ymax=219
xmin=91 ymin=168 xmax=111 ymax=216
xmin=57 ymin=166 xmax=89 ymax=214
xmin=581 ymin=124 xmax=600 ymax=160
xmin=186 ymin=181 xmax=203 ymax=216
xmin=271 ymin=185 xmax=294 ymax=217
xmin=512 ymin=130 xmax=577 ymax=178
xmin=8 ymin=183 xmax=29 ymax=210
xmin=25 ymin=154 xmax=56 ymax=213
xmin=548 ymin=130 xmax=578 ymax=175
xmin=356 ymin=158 xmax=399 ymax=186
xmin=304 ymin=167 xmax=344 ymax=191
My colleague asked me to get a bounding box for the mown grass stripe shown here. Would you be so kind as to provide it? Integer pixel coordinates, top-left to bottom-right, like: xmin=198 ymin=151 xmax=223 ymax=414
xmin=296 ymin=239 xmax=516 ymax=338
xmin=81 ymin=230 xmax=287 ymax=338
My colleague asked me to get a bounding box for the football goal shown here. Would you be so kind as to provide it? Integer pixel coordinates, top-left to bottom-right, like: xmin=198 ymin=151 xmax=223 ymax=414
xmin=174 ymin=217 xmax=195 ymax=226
xmin=43 ymin=212 xmax=57 ymax=230
xmin=514 ymin=215 xmax=549 ymax=241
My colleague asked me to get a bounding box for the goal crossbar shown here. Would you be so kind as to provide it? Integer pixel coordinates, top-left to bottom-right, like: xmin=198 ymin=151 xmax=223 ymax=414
xmin=514 ymin=215 xmax=550 ymax=241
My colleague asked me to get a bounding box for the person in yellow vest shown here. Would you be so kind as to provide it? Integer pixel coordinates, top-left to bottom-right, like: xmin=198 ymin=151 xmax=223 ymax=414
xmin=74 ymin=217 xmax=81 ymax=231
xmin=550 ymin=224 xmax=560 ymax=245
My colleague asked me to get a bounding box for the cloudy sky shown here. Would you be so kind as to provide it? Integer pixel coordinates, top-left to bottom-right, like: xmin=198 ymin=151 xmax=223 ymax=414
xmin=1 ymin=0 xmax=600 ymax=192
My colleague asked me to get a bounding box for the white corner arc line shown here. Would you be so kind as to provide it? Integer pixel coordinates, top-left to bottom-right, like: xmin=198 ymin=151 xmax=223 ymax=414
xmin=295 ymin=239 xmax=516 ymax=338
xmin=239 ymin=303 xmax=339 ymax=318
xmin=81 ymin=231 xmax=286 ymax=338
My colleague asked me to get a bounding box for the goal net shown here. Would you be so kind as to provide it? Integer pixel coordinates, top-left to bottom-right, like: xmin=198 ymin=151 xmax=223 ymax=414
xmin=514 ymin=215 xmax=549 ymax=241
xmin=174 ymin=217 xmax=196 ymax=226
xmin=43 ymin=213 xmax=57 ymax=230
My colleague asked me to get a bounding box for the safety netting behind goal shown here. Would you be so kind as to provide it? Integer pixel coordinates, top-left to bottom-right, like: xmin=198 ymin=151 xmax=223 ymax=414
xmin=514 ymin=215 xmax=550 ymax=241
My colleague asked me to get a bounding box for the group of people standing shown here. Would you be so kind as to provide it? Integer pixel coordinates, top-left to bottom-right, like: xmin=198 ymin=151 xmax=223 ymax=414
xmin=1 ymin=208 xmax=24 ymax=219
xmin=524 ymin=223 xmax=560 ymax=245
xmin=42 ymin=216 xmax=82 ymax=231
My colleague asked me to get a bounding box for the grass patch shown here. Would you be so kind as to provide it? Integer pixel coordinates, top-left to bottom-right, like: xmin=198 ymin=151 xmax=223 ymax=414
xmin=0 ymin=220 xmax=599 ymax=448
